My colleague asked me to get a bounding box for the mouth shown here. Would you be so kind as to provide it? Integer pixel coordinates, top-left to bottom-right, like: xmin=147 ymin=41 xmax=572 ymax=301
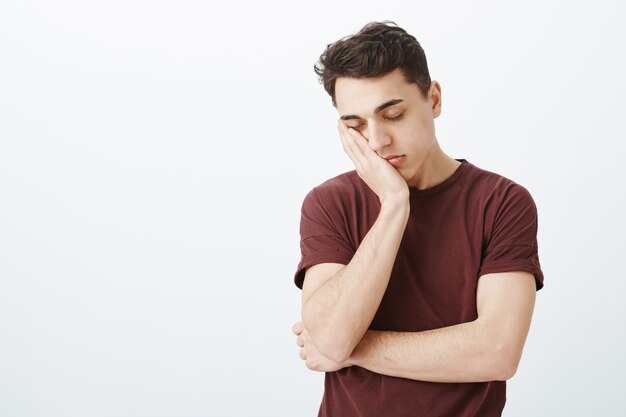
xmin=384 ymin=155 xmax=405 ymax=167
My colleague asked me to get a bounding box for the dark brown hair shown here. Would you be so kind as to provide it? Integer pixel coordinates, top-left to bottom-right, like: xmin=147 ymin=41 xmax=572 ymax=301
xmin=314 ymin=20 xmax=432 ymax=107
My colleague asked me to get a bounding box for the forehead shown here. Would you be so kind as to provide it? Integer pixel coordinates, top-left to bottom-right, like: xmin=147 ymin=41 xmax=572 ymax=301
xmin=335 ymin=68 xmax=417 ymax=115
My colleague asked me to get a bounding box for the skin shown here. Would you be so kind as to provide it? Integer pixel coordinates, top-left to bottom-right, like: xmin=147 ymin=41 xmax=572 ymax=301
xmin=292 ymin=68 xmax=537 ymax=383
xmin=334 ymin=67 xmax=461 ymax=194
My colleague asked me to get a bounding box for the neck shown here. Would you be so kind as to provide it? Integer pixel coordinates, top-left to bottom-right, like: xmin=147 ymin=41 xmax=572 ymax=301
xmin=407 ymin=140 xmax=461 ymax=190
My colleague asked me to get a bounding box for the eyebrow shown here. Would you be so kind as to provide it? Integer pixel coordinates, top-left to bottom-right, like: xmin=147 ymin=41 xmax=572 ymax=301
xmin=339 ymin=99 xmax=404 ymax=121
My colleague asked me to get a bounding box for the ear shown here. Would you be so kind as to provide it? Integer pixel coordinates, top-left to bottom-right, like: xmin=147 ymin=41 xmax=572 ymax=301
xmin=430 ymin=81 xmax=442 ymax=118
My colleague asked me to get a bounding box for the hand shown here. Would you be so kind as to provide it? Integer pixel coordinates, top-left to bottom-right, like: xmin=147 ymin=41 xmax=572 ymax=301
xmin=337 ymin=121 xmax=409 ymax=204
xmin=292 ymin=321 xmax=351 ymax=372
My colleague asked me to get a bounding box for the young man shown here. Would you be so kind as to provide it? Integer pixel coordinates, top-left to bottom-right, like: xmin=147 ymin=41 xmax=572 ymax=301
xmin=291 ymin=21 xmax=544 ymax=417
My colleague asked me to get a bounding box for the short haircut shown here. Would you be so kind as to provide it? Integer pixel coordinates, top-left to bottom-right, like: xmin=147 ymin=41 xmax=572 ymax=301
xmin=314 ymin=20 xmax=432 ymax=107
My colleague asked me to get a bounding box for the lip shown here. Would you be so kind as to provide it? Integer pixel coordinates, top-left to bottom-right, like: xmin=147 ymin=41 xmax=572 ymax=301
xmin=384 ymin=155 xmax=405 ymax=167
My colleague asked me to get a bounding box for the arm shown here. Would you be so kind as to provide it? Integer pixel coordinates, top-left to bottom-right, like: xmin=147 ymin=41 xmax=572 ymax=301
xmin=345 ymin=271 xmax=537 ymax=382
xmin=302 ymin=198 xmax=409 ymax=363
xmin=301 ymin=123 xmax=410 ymax=363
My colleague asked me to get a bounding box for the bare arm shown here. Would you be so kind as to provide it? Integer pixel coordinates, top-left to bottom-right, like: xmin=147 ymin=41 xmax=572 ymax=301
xmin=302 ymin=198 xmax=409 ymax=363
xmin=300 ymin=122 xmax=410 ymax=363
xmin=344 ymin=271 xmax=538 ymax=382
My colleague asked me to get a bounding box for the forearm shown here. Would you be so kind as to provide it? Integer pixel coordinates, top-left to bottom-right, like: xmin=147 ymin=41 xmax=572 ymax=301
xmin=302 ymin=199 xmax=409 ymax=362
xmin=347 ymin=319 xmax=513 ymax=383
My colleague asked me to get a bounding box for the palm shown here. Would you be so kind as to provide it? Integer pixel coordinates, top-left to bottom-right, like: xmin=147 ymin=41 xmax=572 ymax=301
xmin=338 ymin=123 xmax=408 ymax=203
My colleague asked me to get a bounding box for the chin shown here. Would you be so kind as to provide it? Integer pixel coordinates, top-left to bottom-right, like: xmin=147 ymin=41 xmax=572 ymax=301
xmin=398 ymin=170 xmax=411 ymax=183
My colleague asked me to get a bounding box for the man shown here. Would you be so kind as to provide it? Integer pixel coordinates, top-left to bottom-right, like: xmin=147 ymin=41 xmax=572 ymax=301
xmin=291 ymin=20 xmax=544 ymax=417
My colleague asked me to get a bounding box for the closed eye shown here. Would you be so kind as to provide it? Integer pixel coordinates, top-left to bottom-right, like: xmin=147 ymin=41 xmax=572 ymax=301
xmin=350 ymin=114 xmax=404 ymax=130
xmin=385 ymin=114 xmax=404 ymax=121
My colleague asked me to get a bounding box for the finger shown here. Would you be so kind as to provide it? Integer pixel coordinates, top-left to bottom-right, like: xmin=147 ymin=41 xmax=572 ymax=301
xmin=343 ymin=125 xmax=374 ymax=165
xmin=342 ymin=127 xmax=381 ymax=177
xmin=337 ymin=124 xmax=366 ymax=167
xmin=345 ymin=125 xmax=369 ymax=153
xmin=296 ymin=335 xmax=303 ymax=348
xmin=337 ymin=123 xmax=357 ymax=156
xmin=299 ymin=348 xmax=306 ymax=360
xmin=300 ymin=328 xmax=309 ymax=340
xmin=346 ymin=125 xmax=379 ymax=161
xmin=292 ymin=321 xmax=303 ymax=335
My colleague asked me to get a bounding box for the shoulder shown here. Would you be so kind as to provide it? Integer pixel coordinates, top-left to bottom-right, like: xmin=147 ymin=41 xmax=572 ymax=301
xmin=311 ymin=169 xmax=363 ymax=196
xmin=464 ymin=161 xmax=536 ymax=208
xmin=301 ymin=170 xmax=371 ymax=210
xmin=463 ymin=162 xmax=539 ymax=247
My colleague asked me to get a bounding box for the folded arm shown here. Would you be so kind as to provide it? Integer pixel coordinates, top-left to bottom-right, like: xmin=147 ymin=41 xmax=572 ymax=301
xmin=296 ymin=270 xmax=537 ymax=383
xmin=346 ymin=271 xmax=537 ymax=382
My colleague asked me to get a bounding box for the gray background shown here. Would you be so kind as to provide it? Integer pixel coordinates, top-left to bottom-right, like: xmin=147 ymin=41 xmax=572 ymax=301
xmin=1 ymin=0 xmax=625 ymax=415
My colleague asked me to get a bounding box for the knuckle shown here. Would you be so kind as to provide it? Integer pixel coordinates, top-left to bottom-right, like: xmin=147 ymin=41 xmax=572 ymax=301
xmin=305 ymin=359 xmax=317 ymax=371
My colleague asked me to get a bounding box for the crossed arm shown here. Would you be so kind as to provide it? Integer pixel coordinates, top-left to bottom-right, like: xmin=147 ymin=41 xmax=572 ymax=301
xmin=294 ymin=271 xmax=536 ymax=382
xmin=294 ymin=268 xmax=537 ymax=383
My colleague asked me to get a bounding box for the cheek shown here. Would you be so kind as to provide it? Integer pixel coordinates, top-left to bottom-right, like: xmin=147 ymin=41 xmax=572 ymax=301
xmin=406 ymin=121 xmax=434 ymax=142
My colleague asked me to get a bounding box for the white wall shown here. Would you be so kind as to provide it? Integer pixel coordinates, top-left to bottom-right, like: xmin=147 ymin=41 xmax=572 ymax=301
xmin=1 ymin=0 xmax=624 ymax=416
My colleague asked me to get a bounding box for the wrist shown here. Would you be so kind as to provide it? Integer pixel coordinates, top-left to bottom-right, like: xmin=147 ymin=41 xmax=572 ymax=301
xmin=380 ymin=197 xmax=410 ymax=220
xmin=381 ymin=190 xmax=410 ymax=206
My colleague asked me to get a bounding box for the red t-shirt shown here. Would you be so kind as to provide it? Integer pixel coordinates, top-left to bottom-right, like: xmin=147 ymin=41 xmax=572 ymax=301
xmin=294 ymin=159 xmax=544 ymax=417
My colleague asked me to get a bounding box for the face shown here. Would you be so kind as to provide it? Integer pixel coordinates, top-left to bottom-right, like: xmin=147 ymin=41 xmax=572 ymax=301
xmin=334 ymin=67 xmax=442 ymax=187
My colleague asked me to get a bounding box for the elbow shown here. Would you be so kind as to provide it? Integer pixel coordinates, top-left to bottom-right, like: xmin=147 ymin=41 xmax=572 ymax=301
xmin=306 ymin=326 xmax=354 ymax=363
xmin=491 ymin=359 xmax=518 ymax=381
xmin=494 ymin=361 xmax=518 ymax=381
xmin=475 ymin=319 xmax=523 ymax=381
xmin=301 ymin=313 xmax=355 ymax=363
xmin=490 ymin=342 xmax=521 ymax=381
xmin=316 ymin=340 xmax=352 ymax=363
xmin=322 ymin=342 xmax=354 ymax=364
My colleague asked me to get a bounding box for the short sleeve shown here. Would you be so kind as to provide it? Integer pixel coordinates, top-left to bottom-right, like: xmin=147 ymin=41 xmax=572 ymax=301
xmin=293 ymin=187 xmax=355 ymax=289
xmin=478 ymin=184 xmax=544 ymax=291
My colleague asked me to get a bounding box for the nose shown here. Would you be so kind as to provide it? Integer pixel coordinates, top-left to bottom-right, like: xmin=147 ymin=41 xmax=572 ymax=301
xmin=365 ymin=122 xmax=392 ymax=154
